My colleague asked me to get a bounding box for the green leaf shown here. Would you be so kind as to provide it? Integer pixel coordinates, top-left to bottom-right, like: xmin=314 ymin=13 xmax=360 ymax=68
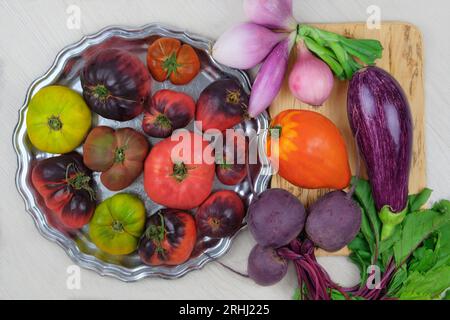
xmin=408 ymin=188 xmax=433 ymax=212
xmin=352 ymin=178 xmax=381 ymax=261
xmin=398 ymin=266 xmax=450 ymax=300
xmin=431 ymin=222 xmax=450 ymax=269
xmin=387 ymin=266 xmax=408 ymax=297
xmin=393 ymin=201 xmax=450 ymax=267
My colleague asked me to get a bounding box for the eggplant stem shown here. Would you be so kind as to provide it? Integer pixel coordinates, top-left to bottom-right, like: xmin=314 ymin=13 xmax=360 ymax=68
xmin=379 ymin=206 xmax=407 ymax=240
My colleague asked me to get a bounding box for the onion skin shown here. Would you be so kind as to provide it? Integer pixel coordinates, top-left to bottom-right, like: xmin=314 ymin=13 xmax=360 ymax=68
xmin=212 ymin=23 xmax=287 ymax=70
xmin=248 ymin=33 xmax=295 ymax=118
xmin=288 ymin=42 xmax=334 ymax=106
xmin=347 ymin=66 xmax=413 ymax=240
xmin=243 ymin=0 xmax=297 ymax=31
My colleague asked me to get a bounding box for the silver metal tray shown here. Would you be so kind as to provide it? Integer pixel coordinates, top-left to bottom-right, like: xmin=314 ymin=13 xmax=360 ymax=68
xmin=13 ymin=24 xmax=270 ymax=281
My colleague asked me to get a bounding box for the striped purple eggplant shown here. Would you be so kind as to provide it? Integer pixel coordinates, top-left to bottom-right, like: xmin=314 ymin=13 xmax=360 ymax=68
xmin=347 ymin=66 xmax=413 ymax=240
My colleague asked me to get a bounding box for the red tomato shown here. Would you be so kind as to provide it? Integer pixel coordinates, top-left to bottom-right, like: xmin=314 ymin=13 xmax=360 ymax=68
xmin=147 ymin=37 xmax=201 ymax=85
xmin=144 ymin=132 xmax=215 ymax=210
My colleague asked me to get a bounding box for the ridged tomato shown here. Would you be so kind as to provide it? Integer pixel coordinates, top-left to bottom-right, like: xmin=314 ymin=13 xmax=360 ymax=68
xmin=138 ymin=209 xmax=197 ymax=266
xmin=267 ymin=110 xmax=351 ymax=189
xmin=147 ymin=37 xmax=200 ymax=85
xmin=83 ymin=126 xmax=149 ymax=191
xmin=144 ymin=132 xmax=215 ymax=210
xmin=31 ymin=152 xmax=96 ymax=229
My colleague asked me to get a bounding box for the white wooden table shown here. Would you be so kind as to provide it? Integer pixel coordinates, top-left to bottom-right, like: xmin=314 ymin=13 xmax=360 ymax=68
xmin=0 ymin=0 xmax=449 ymax=299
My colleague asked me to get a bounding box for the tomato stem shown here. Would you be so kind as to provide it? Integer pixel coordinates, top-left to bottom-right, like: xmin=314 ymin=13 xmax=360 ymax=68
xmin=112 ymin=220 xmax=124 ymax=232
xmin=163 ymin=53 xmax=181 ymax=78
xmin=65 ymin=163 xmax=96 ymax=200
xmin=145 ymin=212 xmax=167 ymax=255
xmin=155 ymin=114 xmax=172 ymax=130
xmin=172 ymin=162 xmax=188 ymax=182
xmin=226 ymin=89 xmax=242 ymax=105
xmin=93 ymin=85 xmax=109 ymax=102
xmin=269 ymin=125 xmax=282 ymax=139
xmin=115 ymin=147 xmax=126 ymax=163
xmin=48 ymin=115 xmax=63 ymax=131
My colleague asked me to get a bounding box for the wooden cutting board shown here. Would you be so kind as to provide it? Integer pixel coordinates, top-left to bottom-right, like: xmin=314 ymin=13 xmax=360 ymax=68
xmin=269 ymin=22 xmax=426 ymax=256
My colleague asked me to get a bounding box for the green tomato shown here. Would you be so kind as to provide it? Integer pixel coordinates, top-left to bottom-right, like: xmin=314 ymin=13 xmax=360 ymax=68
xmin=89 ymin=194 xmax=146 ymax=255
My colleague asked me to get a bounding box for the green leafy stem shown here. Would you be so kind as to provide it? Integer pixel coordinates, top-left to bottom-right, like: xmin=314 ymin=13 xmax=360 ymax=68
xmin=296 ymin=24 xmax=384 ymax=80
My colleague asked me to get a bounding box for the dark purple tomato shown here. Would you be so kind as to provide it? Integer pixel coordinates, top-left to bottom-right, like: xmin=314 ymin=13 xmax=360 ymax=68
xmin=196 ymin=190 xmax=245 ymax=238
xmin=196 ymin=79 xmax=248 ymax=132
xmin=142 ymin=89 xmax=196 ymax=138
xmin=216 ymin=132 xmax=248 ymax=186
xmin=81 ymin=48 xmax=152 ymax=121
xmin=31 ymin=152 xmax=96 ymax=229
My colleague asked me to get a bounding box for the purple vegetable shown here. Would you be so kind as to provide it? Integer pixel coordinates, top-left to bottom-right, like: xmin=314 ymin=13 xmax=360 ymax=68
xmin=347 ymin=66 xmax=413 ymax=240
xmin=306 ymin=191 xmax=362 ymax=252
xmin=248 ymin=33 xmax=295 ymax=118
xmin=248 ymin=189 xmax=306 ymax=248
xmin=243 ymin=0 xmax=297 ymax=31
xmin=212 ymin=23 xmax=287 ymax=70
xmin=248 ymin=244 xmax=288 ymax=286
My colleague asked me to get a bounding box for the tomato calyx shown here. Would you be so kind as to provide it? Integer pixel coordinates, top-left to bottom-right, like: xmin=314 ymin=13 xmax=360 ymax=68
xmin=172 ymin=162 xmax=189 ymax=182
xmin=145 ymin=213 xmax=167 ymax=255
xmin=155 ymin=114 xmax=173 ymax=130
xmin=112 ymin=220 xmax=124 ymax=233
xmin=65 ymin=163 xmax=96 ymax=200
xmin=226 ymin=89 xmax=250 ymax=120
xmin=48 ymin=115 xmax=63 ymax=131
xmin=92 ymin=84 xmax=109 ymax=102
xmin=208 ymin=217 xmax=221 ymax=231
xmin=114 ymin=146 xmax=126 ymax=163
xmin=226 ymin=89 xmax=242 ymax=105
xmin=163 ymin=53 xmax=181 ymax=79
xmin=269 ymin=125 xmax=282 ymax=139
xmin=217 ymin=156 xmax=233 ymax=170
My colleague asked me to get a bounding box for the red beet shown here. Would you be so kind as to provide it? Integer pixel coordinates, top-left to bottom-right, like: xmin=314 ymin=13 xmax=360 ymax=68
xmin=248 ymin=244 xmax=288 ymax=286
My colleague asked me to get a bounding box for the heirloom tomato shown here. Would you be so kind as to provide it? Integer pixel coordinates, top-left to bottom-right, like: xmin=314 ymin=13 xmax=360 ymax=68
xmin=138 ymin=209 xmax=197 ymax=266
xmin=267 ymin=110 xmax=351 ymax=189
xmin=83 ymin=126 xmax=149 ymax=191
xmin=147 ymin=37 xmax=200 ymax=85
xmin=144 ymin=132 xmax=215 ymax=210
xmin=196 ymin=190 xmax=245 ymax=239
xmin=196 ymin=79 xmax=248 ymax=132
xmin=142 ymin=89 xmax=196 ymax=138
xmin=89 ymin=193 xmax=146 ymax=255
xmin=26 ymin=86 xmax=91 ymax=154
xmin=216 ymin=131 xmax=248 ymax=186
xmin=31 ymin=152 xmax=96 ymax=229
xmin=81 ymin=49 xmax=151 ymax=121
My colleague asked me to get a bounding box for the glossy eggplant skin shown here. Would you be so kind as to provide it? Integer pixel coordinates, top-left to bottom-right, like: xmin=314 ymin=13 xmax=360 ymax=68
xmin=347 ymin=66 xmax=413 ymax=214
xmin=81 ymin=49 xmax=152 ymax=121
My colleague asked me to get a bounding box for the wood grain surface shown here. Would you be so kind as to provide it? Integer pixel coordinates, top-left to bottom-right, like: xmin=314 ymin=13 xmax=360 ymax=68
xmin=1 ymin=0 xmax=449 ymax=300
xmin=270 ymin=22 xmax=426 ymax=257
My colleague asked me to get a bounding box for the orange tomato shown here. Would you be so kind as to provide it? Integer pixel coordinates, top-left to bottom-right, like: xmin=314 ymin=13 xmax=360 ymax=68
xmin=147 ymin=37 xmax=200 ymax=85
xmin=267 ymin=110 xmax=351 ymax=189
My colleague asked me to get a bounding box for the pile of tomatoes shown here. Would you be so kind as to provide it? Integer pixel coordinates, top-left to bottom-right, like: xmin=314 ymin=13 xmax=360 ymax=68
xmin=27 ymin=37 xmax=250 ymax=266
